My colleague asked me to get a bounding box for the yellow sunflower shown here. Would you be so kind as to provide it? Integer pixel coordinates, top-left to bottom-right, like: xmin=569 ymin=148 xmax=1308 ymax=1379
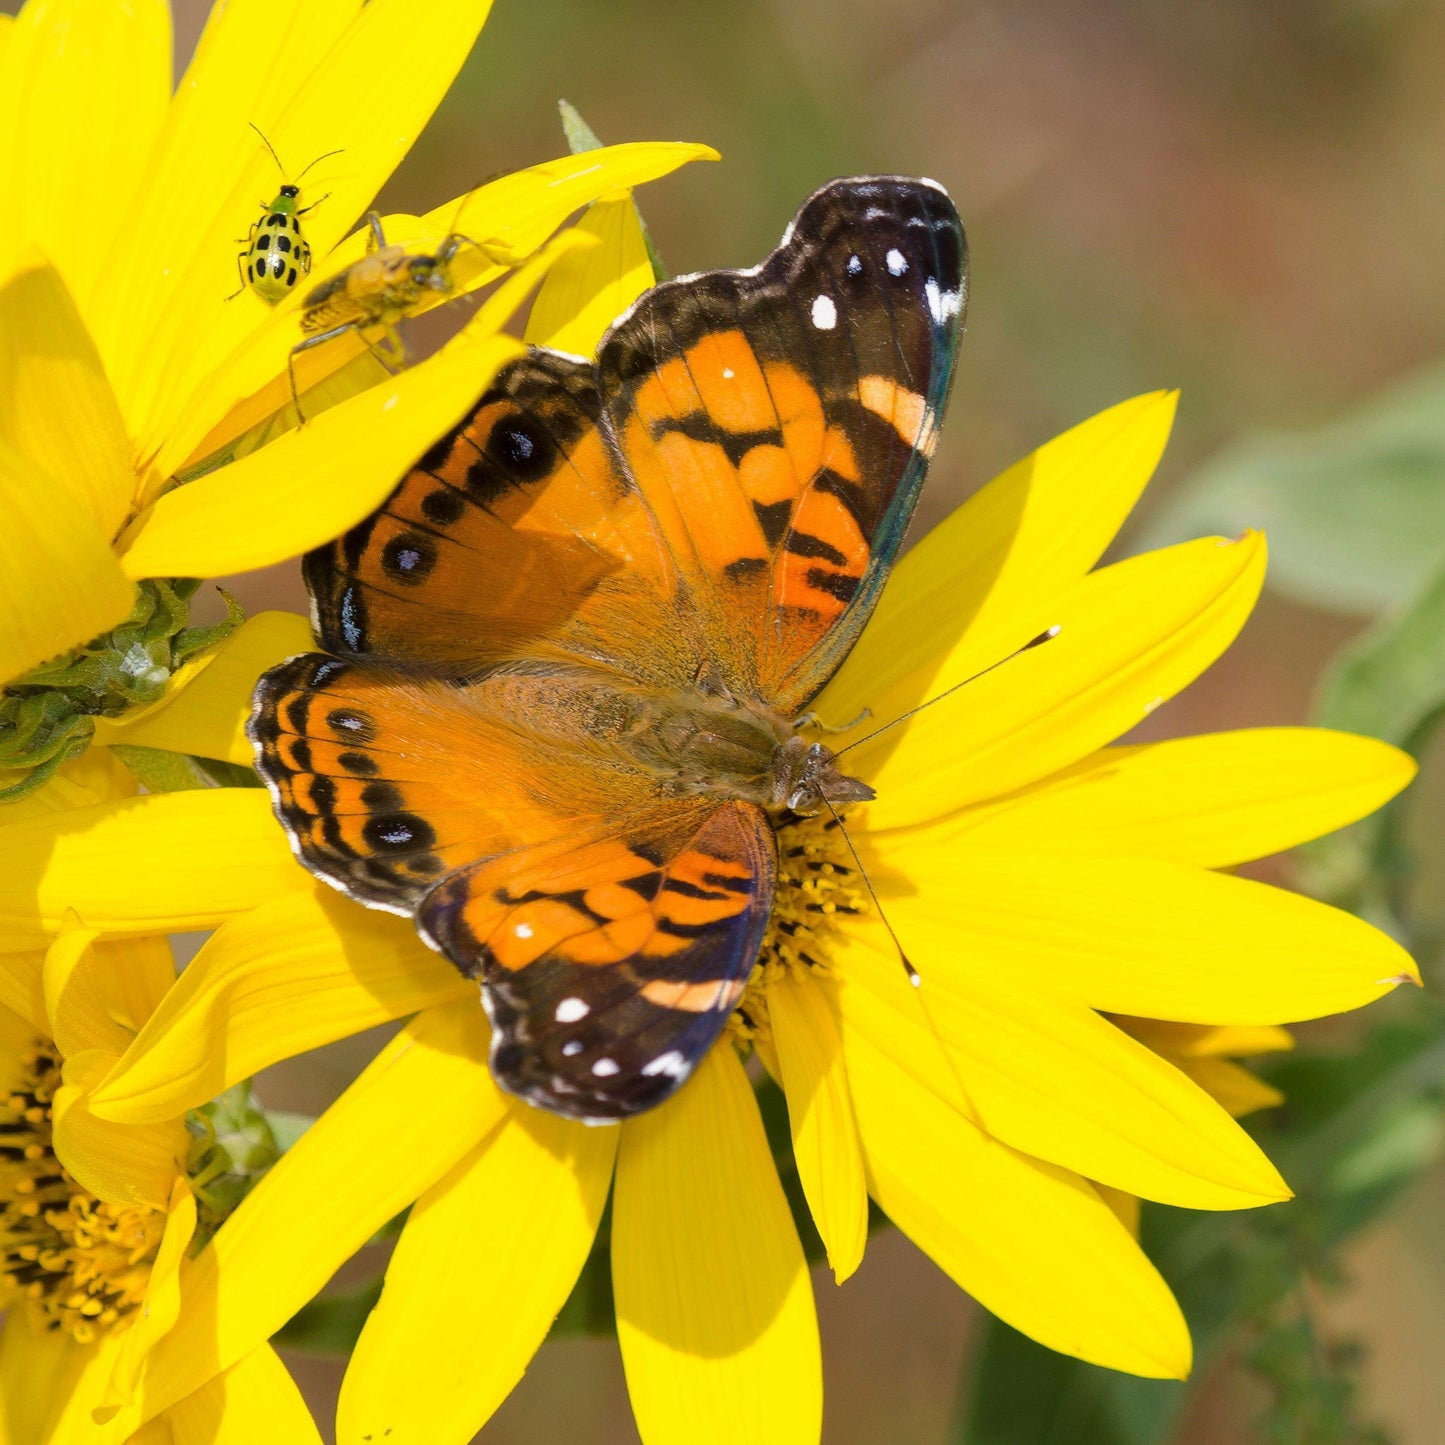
xmin=0 ymin=751 xmax=322 ymax=1443
xmin=0 ymin=337 xmax=1416 ymax=1441
xmin=0 ymin=0 xmax=713 ymax=789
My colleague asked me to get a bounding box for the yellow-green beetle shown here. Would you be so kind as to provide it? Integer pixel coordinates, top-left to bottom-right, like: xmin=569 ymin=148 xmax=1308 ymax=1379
xmin=233 ymin=125 xmax=341 ymax=304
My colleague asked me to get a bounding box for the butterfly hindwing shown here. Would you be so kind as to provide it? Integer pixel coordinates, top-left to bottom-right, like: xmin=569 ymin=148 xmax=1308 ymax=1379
xmin=420 ymin=801 xmax=776 ymax=1119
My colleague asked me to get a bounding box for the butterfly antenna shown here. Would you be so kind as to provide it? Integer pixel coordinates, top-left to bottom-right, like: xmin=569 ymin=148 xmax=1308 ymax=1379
xmin=834 ymin=624 xmax=1060 ymax=759
xmin=821 ymin=798 xmax=983 ymax=1121
xmin=248 ymin=122 xmax=287 ymax=177
xmin=294 ymin=147 xmax=345 ymax=184
xmin=821 ymin=798 xmax=920 ymax=985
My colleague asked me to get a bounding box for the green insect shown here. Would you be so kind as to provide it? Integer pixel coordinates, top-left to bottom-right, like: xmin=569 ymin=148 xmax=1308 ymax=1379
xmin=233 ymin=124 xmax=342 ymax=304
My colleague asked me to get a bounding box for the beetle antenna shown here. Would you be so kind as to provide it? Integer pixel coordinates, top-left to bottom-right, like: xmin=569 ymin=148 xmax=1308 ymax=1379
xmin=248 ymin=122 xmax=287 ymax=177
xmin=294 ymin=148 xmax=345 ymax=184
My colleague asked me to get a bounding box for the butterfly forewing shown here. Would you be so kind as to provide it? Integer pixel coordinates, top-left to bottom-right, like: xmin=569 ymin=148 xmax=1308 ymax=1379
xmin=597 ymin=175 xmax=966 ymax=712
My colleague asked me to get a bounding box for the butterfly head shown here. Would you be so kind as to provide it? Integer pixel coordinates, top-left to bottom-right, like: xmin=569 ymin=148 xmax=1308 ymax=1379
xmin=772 ymin=735 xmax=874 ymax=816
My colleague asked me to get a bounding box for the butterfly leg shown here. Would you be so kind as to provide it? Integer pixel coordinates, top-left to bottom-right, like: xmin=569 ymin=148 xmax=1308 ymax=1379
xmin=793 ymin=706 xmax=872 ymax=734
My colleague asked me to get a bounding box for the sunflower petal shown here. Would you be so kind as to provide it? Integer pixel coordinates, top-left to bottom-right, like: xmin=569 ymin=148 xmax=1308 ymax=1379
xmin=0 ymin=263 xmax=134 ymax=538
xmin=163 ymin=1345 xmax=322 ymax=1445
xmin=52 ymin=1050 xmax=187 ymax=1208
xmin=104 ymin=1179 xmax=196 ymax=1404
xmin=127 ymin=1004 xmax=507 ymax=1423
xmin=768 ymin=970 xmax=869 ymax=1282
xmin=337 ymin=1105 xmax=615 ymax=1445
xmin=842 ymin=1023 xmax=1191 ymax=1379
xmin=90 ymin=886 xmax=470 ymax=1124
xmin=1178 ymin=1058 xmax=1284 ymax=1117
xmin=854 ymin=533 xmax=1266 ymax=827
xmin=0 ymin=952 xmax=46 ymax=1035
xmin=0 ymin=0 xmax=171 ymax=305
xmin=822 ymin=392 xmax=1177 ymax=729
xmin=882 ymin=845 xmax=1420 ymax=1025
xmin=903 ymin=728 xmax=1415 ymax=868
xmin=93 ymin=611 xmax=314 ymax=765
xmin=831 ymin=929 xmax=1288 ymax=1209
xmin=44 ymin=922 xmax=174 ymax=1056
xmin=0 ymin=1311 xmax=134 ymax=1445
xmin=0 ymin=434 xmax=134 ymax=689
xmin=613 ymin=1045 xmax=822 ymax=1445
xmin=525 ymin=193 xmax=653 ymax=358
xmin=0 ymin=790 xmax=304 ymax=948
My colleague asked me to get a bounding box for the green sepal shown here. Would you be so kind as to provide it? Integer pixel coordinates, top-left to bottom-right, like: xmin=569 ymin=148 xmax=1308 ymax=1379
xmin=557 ymin=98 xmax=669 ymax=282
xmin=0 ymin=578 xmax=247 ymax=799
xmin=186 ymin=1080 xmax=284 ymax=1251
xmin=111 ymin=744 xmax=210 ymax=793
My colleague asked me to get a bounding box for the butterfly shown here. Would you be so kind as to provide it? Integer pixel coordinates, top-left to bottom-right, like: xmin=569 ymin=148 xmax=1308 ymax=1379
xmin=249 ymin=176 xmax=967 ymax=1122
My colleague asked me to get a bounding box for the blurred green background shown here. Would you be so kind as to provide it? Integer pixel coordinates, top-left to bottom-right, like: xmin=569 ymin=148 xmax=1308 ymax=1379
xmin=87 ymin=0 xmax=1445 ymax=1439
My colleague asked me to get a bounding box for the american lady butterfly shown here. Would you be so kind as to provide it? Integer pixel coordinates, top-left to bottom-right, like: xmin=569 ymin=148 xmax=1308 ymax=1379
xmin=250 ymin=177 xmax=967 ymax=1121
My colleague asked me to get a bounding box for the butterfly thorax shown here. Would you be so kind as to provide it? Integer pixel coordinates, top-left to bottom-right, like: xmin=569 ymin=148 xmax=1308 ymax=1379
xmin=487 ymin=666 xmax=872 ymax=816
xmin=628 ymin=692 xmax=873 ymax=815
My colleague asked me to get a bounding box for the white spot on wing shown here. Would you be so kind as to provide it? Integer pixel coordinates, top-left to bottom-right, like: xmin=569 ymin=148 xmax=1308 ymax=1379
xmin=555 ymin=996 xmax=589 ymax=1023
xmin=722 ymin=367 xmax=735 ymax=380
xmin=811 ymin=293 xmax=837 ymax=330
xmin=886 ymin=248 xmax=907 ymax=276
xmin=561 ymin=1040 xmax=583 ymax=1057
xmin=924 ymin=277 xmax=962 ymax=325
xmin=592 ymin=1057 xmax=621 ymax=1077
xmin=846 ymin=254 xmax=863 ymax=276
xmin=514 ymin=922 xmax=533 ymax=939
xmin=642 ymin=1050 xmax=689 ymax=1079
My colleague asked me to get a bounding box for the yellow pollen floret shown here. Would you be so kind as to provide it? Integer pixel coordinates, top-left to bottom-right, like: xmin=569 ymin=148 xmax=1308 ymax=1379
xmin=0 ymin=1042 xmax=165 ymax=1343
xmin=730 ymin=811 xmax=868 ymax=1043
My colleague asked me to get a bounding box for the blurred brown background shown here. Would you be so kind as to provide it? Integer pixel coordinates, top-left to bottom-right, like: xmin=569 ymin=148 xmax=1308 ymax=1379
xmin=23 ymin=0 xmax=1445 ymax=1438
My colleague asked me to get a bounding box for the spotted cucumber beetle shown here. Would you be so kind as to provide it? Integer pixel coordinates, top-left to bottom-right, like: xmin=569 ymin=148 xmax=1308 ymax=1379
xmin=288 ymin=211 xmax=476 ymax=418
xmin=233 ymin=125 xmax=342 ymax=304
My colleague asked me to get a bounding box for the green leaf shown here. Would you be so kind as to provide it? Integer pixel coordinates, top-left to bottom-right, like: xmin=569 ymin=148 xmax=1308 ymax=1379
xmin=1295 ymin=558 xmax=1445 ymax=929
xmin=1135 ymin=360 xmax=1445 ymax=615
xmin=1315 ymin=563 xmax=1445 ymax=746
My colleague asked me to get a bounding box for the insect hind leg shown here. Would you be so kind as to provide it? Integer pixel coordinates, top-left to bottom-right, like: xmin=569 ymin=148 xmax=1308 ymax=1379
xmin=287 ymin=323 xmax=405 ymax=425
